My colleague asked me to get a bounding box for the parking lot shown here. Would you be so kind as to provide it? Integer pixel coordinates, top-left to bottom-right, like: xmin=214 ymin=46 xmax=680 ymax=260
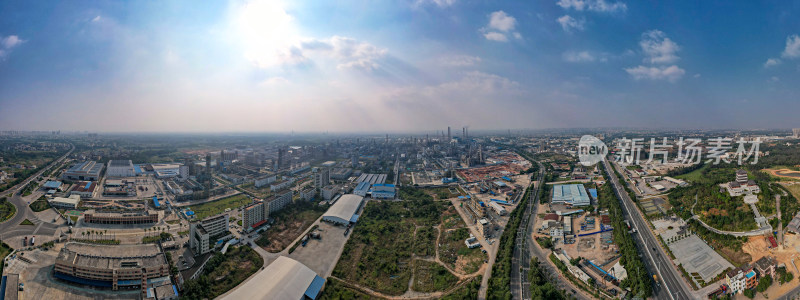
xmin=288 ymin=220 xmax=355 ymax=278
xmin=668 ymin=235 xmax=733 ymax=284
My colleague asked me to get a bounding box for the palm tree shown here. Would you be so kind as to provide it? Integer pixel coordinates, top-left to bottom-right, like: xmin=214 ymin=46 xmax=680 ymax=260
xmin=104 ymin=230 xmax=108 ymax=239
xmin=81 ymin=231 xmax=85 ymax=239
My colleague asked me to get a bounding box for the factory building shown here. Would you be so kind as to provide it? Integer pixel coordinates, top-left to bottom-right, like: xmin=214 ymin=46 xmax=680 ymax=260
xmin=370 ymin=183 xmax=396 ymax=199
xmin=322 ymin=194 xmax=364 ymax=225
xmin=190 ymin=213 xmax=231 ymax=255
xmin=63 ymin=161 xmax=103 ymax=181
xmin=106 ymin=160 xmax=136 ymax=178
xmin=551 ymin=184 xmax=591 ymax=207
xmin=54 ymin=242 xmax=169 ymax=291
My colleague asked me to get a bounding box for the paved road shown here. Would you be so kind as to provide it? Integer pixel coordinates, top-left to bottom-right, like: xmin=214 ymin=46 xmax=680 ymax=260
xmin=0 ymin=145 xmax=73 ymax=240
xmin=512 ymin=156 xmax=593 ymax=300
xmin=603 ymin=159 xmax=693 ymax=300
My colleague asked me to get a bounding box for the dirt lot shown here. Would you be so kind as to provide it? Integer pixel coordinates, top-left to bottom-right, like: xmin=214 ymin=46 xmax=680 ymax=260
xmin=742 ymin=234 xmax=800 ymax=299
xmin=258 ymin=203 xmax=326 ymax=253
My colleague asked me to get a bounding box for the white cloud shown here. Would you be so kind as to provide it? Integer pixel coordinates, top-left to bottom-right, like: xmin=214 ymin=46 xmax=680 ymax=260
xmin=781 ymin=34 xmax=800 ymax=59
xmin=302 ymin=36 xmax=388 ymax=71
xmin=0 ymin=35 xmax=24 ymax=59
xmin=440 ymin=55 xmax=481 ymax=66
xmin=639 ymin=30 xmax=680 ymax=64
xmin=563 ymin=51 xmax=595 ymax=62
xmin=482 ymin=11 xmax=521 ymax=42
xmin=414 ymin=0 xmax=456 ymax=8
xmin=770 ymin=76 xmax=780 ymax=82
xmin=693 ymin=73 xmax=701 ymax=78
xmin=92 ymin=15 xmax=102 ymax=22
xmin=488 ymin=11 xmax=516 ymax=32
xmin=1 ymin=35 xmax=24 ymax=49
xmin=625 ymin=65 xmax=685 ymax=82
xmin=556 ymin=0 xmax=627 ymax=13
xmin=557 ymin=15 xmax=585 ymax=32
xmin=764 ymin=58 xmax=781 ymax=68
xmin=483 ymin=32 xmax=508 ymax=42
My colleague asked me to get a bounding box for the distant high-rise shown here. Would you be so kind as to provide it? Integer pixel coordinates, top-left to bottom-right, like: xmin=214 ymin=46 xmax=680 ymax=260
xmin=447 ymin=127 xmax=451 ymax=140
xmin=794 ymin=128 xmax=800 ymax=138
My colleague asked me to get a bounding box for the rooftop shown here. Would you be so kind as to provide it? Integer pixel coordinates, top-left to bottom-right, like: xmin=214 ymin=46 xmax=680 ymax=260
xmin=56 ymin=242 xmax=166 ymax=270
xmin=221 ymin=256 xmax=321 ymax=300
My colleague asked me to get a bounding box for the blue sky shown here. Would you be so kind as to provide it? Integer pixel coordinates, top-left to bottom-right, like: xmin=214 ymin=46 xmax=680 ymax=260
xmin=1 ymin=0 xmax=799 ymax=132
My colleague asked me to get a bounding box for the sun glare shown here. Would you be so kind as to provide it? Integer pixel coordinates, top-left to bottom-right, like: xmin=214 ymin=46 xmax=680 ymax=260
xmin=235 ymin=0 xmax=300 ymax=68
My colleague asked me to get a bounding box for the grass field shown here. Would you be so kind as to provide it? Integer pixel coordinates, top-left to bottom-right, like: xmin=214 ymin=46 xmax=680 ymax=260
xmin=187 ymin=194 xmax=252 ymax=220
xmin=320 ymin=277 xmax=380 ymax=300
xmin=783 ymin=183 xmax=800 ymax=202
xmin=181 ymin=246 xmax=264 ymax=299
xmin=29 ymin=199 xmax=50 ymax=212
xmin=332 ymin=200 xmax=447 ymax=295
xmin=439 ymin=228 xmax=484 ymax=274
xmin=0 ymin=198 xmax=16 ymax=223
xmin=19 ymin=219 xmax=34 ymax=226
xmin=675 ymin=164 xmax=710 ymax=182
xmin=0 ymin=242 xmax=12 ymax=276
xmin=411 ymin=259 xmax=459 ymax=292
xmin=255 ymin=201 xmax=327 ymax=252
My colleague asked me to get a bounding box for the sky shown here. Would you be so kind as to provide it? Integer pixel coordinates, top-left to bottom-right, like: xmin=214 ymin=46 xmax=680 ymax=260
xmin=1 ymin=0 xmax=800 ymax=133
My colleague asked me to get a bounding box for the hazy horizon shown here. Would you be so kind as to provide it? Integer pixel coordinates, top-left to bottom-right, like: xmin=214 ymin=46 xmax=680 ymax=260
xmin=2 ymin=0 xmax=800 ymax=132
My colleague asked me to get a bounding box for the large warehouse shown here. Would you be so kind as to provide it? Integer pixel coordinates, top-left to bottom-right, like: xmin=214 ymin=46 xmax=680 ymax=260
xmin=322 ymin=194 xmax=364 ymax=225
xmin=551 ymin=184 xmax=591 ymax=207
xmin=106 ymin=160 xmax=136 ymax=177
xmin=222 ymin=256 xmax=324 ymax=300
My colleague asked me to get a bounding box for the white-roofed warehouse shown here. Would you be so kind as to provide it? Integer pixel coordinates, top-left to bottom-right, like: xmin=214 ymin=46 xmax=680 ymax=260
xmin=222 ymin=256 xmax=325 ymax=300
xmin=322 ymin=194 xmax=364 ymax=225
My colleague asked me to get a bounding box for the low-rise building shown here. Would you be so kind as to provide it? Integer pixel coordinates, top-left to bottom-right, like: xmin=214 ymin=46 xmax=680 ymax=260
xmin=43 ymin=180 xmax=63 ymax=191
xmin=254 ymin=174 xmax=277 ymax=188
xmin=50 ymin=195 xmax=81 ymax=210
xmin=726 ymin=265 xmax=757 ymax=295
xmin=269 ymin=178 xmax=295 ymax=192
xmin=370 ymin=183 xmax=396 ymax=199
xmin=754 ymin=256 xmax=777 ymax=279
xmin=70 ymin=181 xmax=98 ymax=198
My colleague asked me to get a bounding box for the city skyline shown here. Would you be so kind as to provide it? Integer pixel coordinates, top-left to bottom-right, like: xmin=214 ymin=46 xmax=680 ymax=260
xmin=2 ymin=0 xmax=800 ymax=132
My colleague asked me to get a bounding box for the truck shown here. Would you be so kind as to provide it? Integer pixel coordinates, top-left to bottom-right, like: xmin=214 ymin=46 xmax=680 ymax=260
xmin=30 ymin=236 xmax=35 ymax=246
xmin=653 ymin=274 xmax=658 ymax=282
xmin=301 ymin=235 xmax=310 ymax=247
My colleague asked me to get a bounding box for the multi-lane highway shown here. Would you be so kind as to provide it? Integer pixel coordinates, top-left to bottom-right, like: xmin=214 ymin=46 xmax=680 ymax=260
xmin=602 ymin=158 xmax=693 ymax=300
xmin=0 ymin=144 xmax=73 ymax=240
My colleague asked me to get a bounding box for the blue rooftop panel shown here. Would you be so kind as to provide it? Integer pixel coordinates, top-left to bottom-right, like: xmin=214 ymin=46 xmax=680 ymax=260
xmin=350 ymin=214 xmax=360 ymax=223
xmin=305 ymin=276 xmax=325 ymax=299
xmin=153 ymin=196 xmax=160 ymax=208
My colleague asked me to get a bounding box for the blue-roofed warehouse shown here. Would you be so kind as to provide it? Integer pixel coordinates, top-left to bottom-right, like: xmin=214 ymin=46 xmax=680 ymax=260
xmin=552 ymin=184 xmax=591 ymax=207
